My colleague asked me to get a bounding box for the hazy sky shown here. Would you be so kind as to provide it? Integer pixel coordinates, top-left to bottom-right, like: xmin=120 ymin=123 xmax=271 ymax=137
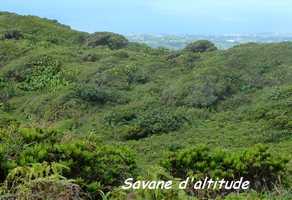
xmin=1 ymin=0 xmax=292 ymax=35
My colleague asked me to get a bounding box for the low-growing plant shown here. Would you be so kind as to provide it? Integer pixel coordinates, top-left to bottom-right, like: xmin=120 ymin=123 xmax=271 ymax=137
xmin=0 ymin=162 xmax=88 ymax=200
xmin=75 ymin=84 xmax=128 ymax=105
xmin=11 ymin=139 xmax=138 ymax=197
xmin=163 ymin=145 xmax=289 ymax=198
xmin=6 ymin=54 xmax=68 ymax=91
xmin=105 ymin=106 xmax=187 ymax=140
xmin=81 ymin=52 xmax=101 ymax=62
xmin=1 ymin=29 xmax=23 ymax=40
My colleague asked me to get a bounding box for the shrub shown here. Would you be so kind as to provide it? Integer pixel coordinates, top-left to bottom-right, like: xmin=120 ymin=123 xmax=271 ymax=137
xmin=0 ymin=40 xmax=28 ymax=66
xmin=1 ymin=127 xmax=61 ymax=165
xmin=174 ymin=52 xmax=201 ymax=68
xmin=104 ymin=107 xmax=138 ymax=127
xmin=2 ymin=30 xmax=23 ymax=40
xmin=185 ymin=82 xmax=220 ymax=107
xmin=18 ymin=127 xmax=59 ymax=144
xmin=127 ymin=68 xmax=148 ymax=85
xmin=0 ymin=79 xmax=16 ymax=104
xmin=163 ymin=145 xmax=288 ymax=197
xmin=0 ymin=162 xmax=88 ymax=200
xmin=0 ymin=146 xmax=6 ymax=182
xmin=16 ymin=140 xmax=138 ymax=196
xmin=0 ymin=125 xmax=138 ymax=198
xmin=134 ymin=108 xmax=185 ymax=137
xmin=81 ymin=53 xmax=101 ymax=62
xmin=94 ymin=65 xmax=149 ymax=89
xmin=75 ymin=84 xmax=127 ymax=105
xmin=184 ymin=40 xmax=217 ymax=53
xmin=161 ymin=77 xmax=233 ymax=108
xmin=113 ymin=50 xmax=130 ymax=59
xmin=105 ymin=106 xmax=187 ymax=140
xmin=20 ymin=66 xmax=66 ymax=91
xmin=86 ymin=32 xmax=129 ymax=50
xmin=7 ymin=54 xmax=68 ymax=91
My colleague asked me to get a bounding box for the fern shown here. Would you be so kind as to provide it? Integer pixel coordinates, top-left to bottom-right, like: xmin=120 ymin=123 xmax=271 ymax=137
xmin=0 ymin=162 xmax=86 ymax=200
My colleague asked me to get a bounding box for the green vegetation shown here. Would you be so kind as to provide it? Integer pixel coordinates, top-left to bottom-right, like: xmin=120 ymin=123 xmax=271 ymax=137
xmin=184 ymin=40 xmax=218 ymax=53
xmin=86 ymin=32 xmax=129 ymax=50
xmin=0 ymin=12 xmax=291 ymax=199
xmin=163 ymin=145 xmax=288 ymax=198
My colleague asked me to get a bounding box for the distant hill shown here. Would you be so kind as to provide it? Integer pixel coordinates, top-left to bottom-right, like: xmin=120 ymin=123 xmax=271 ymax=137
xmin=0 ymin=11 xmax=87 ymax=44
xmin=0 ymin=12 xmax=291 ymax=200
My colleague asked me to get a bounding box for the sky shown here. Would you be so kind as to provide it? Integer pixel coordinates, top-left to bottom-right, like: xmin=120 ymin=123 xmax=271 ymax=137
xmin=1 ymin=0 xmax=292 ymax=35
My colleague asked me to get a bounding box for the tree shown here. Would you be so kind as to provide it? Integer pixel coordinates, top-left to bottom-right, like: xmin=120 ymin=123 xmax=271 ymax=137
xmin=86 ymin=32 xmax=129 ymax=50
xmin=184 ymin=40 xmax=217 ymax=53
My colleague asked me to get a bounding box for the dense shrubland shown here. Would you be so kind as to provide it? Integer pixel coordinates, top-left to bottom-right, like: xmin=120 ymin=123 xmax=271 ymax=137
xmin=0 ymin=123 xmax=138 ymax=199
xmin=163 ymin=145 xmax=288 ymax=197
xmin=104 ymin=104 xmax=188 ymax=140
xmin=0 ymin=12 xmax=291 ymax=199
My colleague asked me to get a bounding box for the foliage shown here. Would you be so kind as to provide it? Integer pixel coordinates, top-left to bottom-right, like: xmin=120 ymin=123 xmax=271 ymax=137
xmin=6 ymin=54 xmax=68 ymax=91
xmin=0 ymin=11 xmax=292 ymax=199
xmin=81 ymin=52 xmax=101 ymax=62
xmin=0 ymin=162 xmax=88 ymax=200
xmin=105 ymin=105 xmax=187 ymax=140
xmin=76 ymin=84 xmax=127 ymax=105
xmin=86 ymin=32 xmax=129 ymax=50
xmin=0 ymin=124 xmax=138 ymax=198
xmin=163 ymin=145 xmax=289 ymax=197
xmin=0 ymin=146 xmax=5 ymax=182
xmin=184 ymin=40 xmax=217 ymax=53
xmin=15 ymin=141 xmax=138 ymax=196
xmin=0 ymin=11 xmax=87 ymax=45
xmin=1 ymin=29 xmax=23 ymax=40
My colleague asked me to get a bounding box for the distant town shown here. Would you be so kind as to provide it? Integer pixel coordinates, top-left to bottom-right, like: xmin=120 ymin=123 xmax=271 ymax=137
xmin=127 ymin=33 xmax=292 ymax=49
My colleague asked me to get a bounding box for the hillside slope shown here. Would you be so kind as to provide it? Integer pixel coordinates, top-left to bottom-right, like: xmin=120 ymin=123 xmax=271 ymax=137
xmin=0 ymin=12 xmax=291 ymax=200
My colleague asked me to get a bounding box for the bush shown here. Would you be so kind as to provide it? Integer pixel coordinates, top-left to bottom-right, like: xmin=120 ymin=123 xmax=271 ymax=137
xmin=86 ymin=32 xmax=129 ymax=50
xmin=2 ymin=30 xmax=23 ymax=40
xmin=19 ymin=127 xmax=59 ymax=144
xmin=81 ymin=53 xmax=101 ymax=62
xmin=104 ymin=106 xmax=138 ymax=127
xmin=127 ymin=68 xmax=148 ymax=85
xmin=0 ymin=146 xmax=6 ymax=182
xmin=0 ymin=126 xmax=63 ymax=172
xmin=105 ymin=106 xmax=186 ymax=140
xmin=75 ymin=84 xmax=127 ymax=105
xmin=16 ymin=140 xmax=138 ymax=195
xmin=0 ymin=79 xmax=16 ymax=104
xmin=173 ymin=52 xmax=201 ymax=69
xmin=161 ymin=78 xmax=232 ymax=108
xmin=163 ymin=145 xmax=288 ymax=197
xmin=0 ymin=162 xmax=88 ymax=200
xmin=184 ymin=40 xmax=217 ymax=53
xmin=92 ymin=65 xmax=148 ymax=90
xmin=161 ymin=64 xmax=236 ymax=108
xmin=185 ymin=82 xmax=220 ymax=107
xmin=113 ymin=50 xmax=130 ymax=59
xmin=6 ymin=54 xmax=68 ymax=91
xmin=135 ymin=108 xmax=185 ymax=137
xmin=0 ymin=125 xmax=138 ymax=198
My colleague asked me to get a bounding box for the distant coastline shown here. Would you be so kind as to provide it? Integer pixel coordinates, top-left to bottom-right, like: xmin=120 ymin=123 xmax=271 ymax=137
xmin=127 ymin=33 xmax=292 ymax=49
